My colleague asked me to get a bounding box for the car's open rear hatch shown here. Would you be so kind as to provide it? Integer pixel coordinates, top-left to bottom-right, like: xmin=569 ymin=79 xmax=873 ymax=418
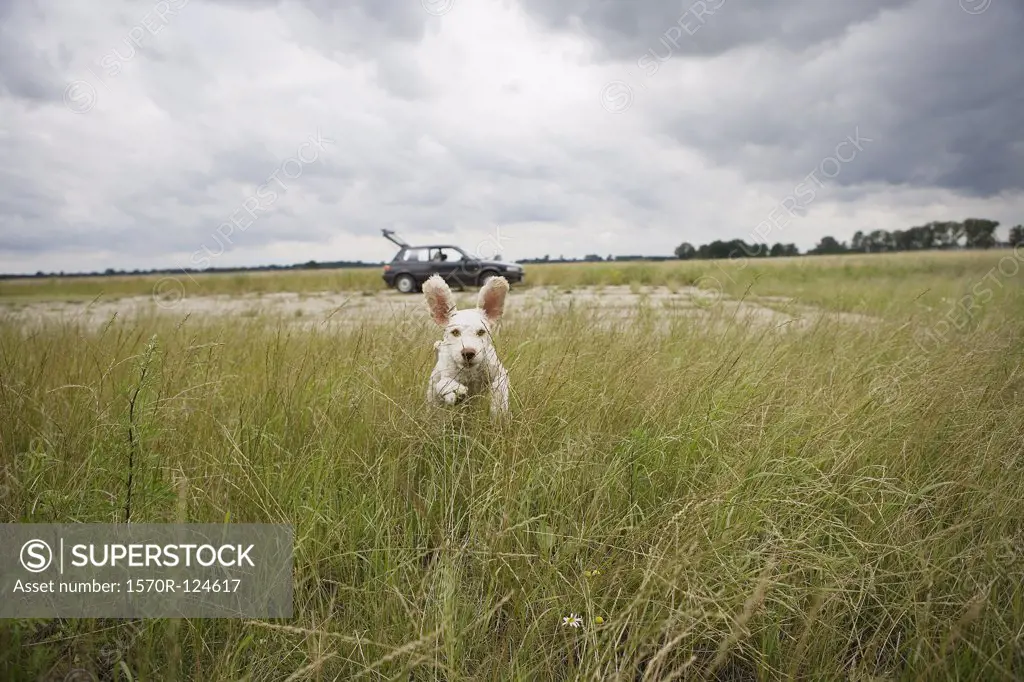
xmin=381 ymin=229 xmax=409 ymax=247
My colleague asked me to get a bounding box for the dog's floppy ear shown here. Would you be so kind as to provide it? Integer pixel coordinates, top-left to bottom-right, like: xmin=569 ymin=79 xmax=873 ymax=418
xmin=423 ymin=275 xmax=456 ymax=326
xmin=478 ymin=276 xmax=509 ymax=324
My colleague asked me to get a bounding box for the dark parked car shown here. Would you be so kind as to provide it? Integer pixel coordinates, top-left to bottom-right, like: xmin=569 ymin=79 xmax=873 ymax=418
xmin=380 ymin=230 xmax=525 ymax=294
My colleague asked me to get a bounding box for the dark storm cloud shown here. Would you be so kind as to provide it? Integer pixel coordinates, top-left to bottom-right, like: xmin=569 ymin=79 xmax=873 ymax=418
xmin=519 ymin=0 xmax=916 ymax=61
xmin=202 ymin=0 xmax=430 ymax=42
xmin=0 ymin=4 xmax=65 ymax=103
xmin=200 ymin=0 xmax=434 ymax=74
xmin=201 ymin=0 xmax=447 ymax=100
xmin=629 ymin=0 xmax=1024 ymax=198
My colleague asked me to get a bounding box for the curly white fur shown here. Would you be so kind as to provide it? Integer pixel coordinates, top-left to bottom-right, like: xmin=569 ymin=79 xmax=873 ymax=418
xmin=422 ymin=274 xmax=510 ymax=418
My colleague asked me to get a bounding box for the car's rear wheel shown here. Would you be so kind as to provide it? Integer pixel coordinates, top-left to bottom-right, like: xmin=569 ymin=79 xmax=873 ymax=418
xmin=395 ymin=274 xmax=417 ymax=294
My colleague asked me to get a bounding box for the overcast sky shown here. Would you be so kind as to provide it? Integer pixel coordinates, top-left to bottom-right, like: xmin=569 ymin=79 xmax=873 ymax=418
xmin=1 ymin=0 xmax=1022 ymax=274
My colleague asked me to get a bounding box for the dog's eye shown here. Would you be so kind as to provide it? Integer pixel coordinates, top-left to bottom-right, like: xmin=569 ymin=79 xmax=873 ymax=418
xmin=450 ymin=329 xmax=461 ymax=337
xmin=476 ymin=329 xmax=486 ymax=337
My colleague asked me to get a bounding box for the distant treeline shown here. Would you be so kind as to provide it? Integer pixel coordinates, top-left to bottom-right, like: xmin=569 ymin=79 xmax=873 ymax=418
xmin=2 ymin=260 xmax=385 ymax=280
xmin=676 ymin=219 xmax=1023 ymax=260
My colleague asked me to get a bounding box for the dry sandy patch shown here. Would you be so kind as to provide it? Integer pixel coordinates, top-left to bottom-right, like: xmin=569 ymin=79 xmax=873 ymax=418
xmin=0 ymin=285 xmax=877 ymax=332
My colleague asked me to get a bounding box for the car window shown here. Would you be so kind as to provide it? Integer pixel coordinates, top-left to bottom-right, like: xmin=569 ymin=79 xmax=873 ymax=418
xmin=402 ymin=248 xmax=428 ymax=262
xmin=429 ymin=248 xmax=462 ymax=262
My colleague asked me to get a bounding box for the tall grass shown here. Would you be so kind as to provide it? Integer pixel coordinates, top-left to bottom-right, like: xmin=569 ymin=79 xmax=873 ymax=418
xmin=1 ymin=252 xmax=1023 ymax=680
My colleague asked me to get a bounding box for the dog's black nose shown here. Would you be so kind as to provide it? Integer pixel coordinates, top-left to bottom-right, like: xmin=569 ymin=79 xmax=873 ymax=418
xmin=461 ymin=348 xmax=476 ymax=362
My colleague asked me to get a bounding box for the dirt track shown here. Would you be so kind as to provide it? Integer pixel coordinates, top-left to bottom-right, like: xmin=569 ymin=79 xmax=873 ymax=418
xmin=0 ymin=285 xmax=876 ymax=332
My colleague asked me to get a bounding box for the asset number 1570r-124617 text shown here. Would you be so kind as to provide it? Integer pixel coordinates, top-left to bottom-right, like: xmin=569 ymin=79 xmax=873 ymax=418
xmin=126 ymin=579 xmax=241 ymax=593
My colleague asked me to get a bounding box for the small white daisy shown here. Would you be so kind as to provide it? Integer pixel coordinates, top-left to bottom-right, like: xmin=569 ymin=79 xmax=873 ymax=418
xmin=562 ymin=613 xmax=582 ymax=628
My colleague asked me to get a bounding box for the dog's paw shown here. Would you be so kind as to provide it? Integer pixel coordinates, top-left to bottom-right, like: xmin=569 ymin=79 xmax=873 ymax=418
xmin=443 ymin=383 xmax=468 ymax=405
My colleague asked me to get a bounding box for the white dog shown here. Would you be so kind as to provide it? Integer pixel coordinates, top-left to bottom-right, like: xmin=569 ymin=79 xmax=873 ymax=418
xmin=423 ymin=274 xmax=510 ymax=417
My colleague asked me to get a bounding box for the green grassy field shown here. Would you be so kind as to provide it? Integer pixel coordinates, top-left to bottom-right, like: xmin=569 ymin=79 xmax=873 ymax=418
xmin=2 ymin=250 xmax=1023 ymax=680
